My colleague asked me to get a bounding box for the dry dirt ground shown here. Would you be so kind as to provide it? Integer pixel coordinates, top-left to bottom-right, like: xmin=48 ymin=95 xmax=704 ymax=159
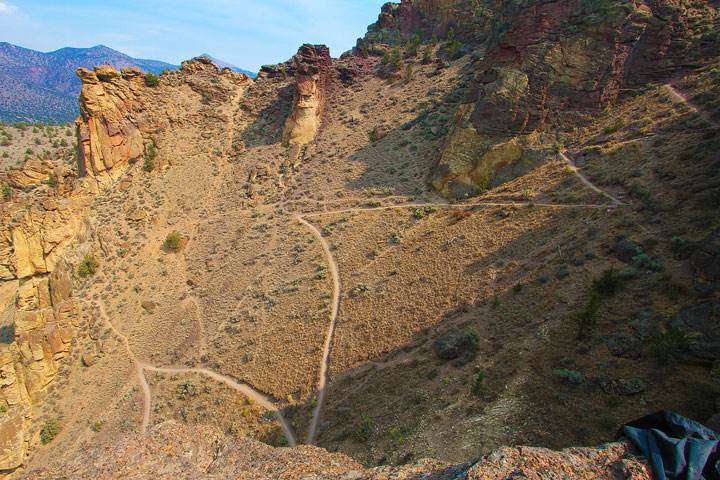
xmin=4 ymin=48 xmax=720 ymax=476
xmin=0 ymin=122 xmax=75 ymax=172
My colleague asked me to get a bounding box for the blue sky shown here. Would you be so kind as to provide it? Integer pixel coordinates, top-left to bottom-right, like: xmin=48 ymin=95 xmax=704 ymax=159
xmin=0 ymin=0 xmax=387 ymax=71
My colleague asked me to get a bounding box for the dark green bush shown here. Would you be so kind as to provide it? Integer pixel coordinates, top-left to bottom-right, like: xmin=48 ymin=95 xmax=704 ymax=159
xmin=573 ymin=293 xmax=601 ymax=339
xmin=354 ymin=413 xmax=374 ymax=442
xmin=144 ymin=72 xmax=160 ymax=87
xmin=471 ymin=373 xmax=484 ymax=395
xmin=78 ymin=255 xmax=99 ymax=277
xmin=165 ymin=231 xmax=183 ymax=251
xmin=650 ymin=327 xmax=688 ymax=362
xmin=593 ymin=268 xmax=624 ymax=296
xmin=40 ymin=418 xmax=61 ymax=444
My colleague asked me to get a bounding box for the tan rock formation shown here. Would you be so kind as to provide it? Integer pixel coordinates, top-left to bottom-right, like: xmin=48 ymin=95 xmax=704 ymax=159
xmin=0 ymin=267 xmax=76 ymax=471
xmin=0 ymin=196 xmax=89 ymax=280
xmin=282 ymin=45 xmax=332 ymax=153
xmin=75 ymin=65 xmax=148 ymax=184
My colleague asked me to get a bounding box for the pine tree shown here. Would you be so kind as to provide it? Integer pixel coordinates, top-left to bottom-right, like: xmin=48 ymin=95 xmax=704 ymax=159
xmin=405 ymin=39 xmax=417 ymax=58
xmin=447 ymin=27 xmax=456 ymax=42
xmin=422 ymin=45 xmax=433 ymax=64
xmin=390 ymin=46 xmax=402 ymax=71
xmin=431 ymin=33 xmax=438 ymax=46
xmin=405 ymin=63 xmax=413 ymax=83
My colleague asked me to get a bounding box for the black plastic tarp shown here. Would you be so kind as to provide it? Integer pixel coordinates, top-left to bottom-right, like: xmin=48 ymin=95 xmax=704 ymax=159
xmin=616 ymin=411 xmax=720 ymax=480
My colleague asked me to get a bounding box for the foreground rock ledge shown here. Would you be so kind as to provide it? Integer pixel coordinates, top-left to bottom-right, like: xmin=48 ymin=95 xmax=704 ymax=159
xmin=20 ymin=422 xmax=652 ymax=479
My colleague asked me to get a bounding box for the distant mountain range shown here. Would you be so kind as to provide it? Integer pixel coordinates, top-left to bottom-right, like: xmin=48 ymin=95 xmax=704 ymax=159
xmin=200 ymin=53 xmax=256 ymax=78
xmin=0 ymin=43 xmax=255 ymax=123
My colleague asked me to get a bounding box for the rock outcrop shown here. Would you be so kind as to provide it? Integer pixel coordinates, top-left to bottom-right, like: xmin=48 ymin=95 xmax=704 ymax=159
xmin=75 ymin=66 xmax=149 ymax=183
xmin=75 ymin=61 xmax=250 ymax=185
xmin=0 ymin=195 xmax=89 ymax=281
xmin=20 ymin=421 xmax=652 ymax=479
xmin=282 ymin=45 xmax=333 ymax=154
xmin=0 ymin=267 xmax=77 ymax=470
xmin=360 ymin=0 xmax=720 ymax=195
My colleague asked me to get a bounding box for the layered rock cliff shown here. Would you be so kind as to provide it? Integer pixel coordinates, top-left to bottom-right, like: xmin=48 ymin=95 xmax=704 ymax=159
xmin=360 ymin=0 xmax=720 ymax=195
xmin=281 ymin=45 xmax=333 ymax=159
xmin=0 ymin=268 xmax=76 ymax=470
xmin=75 ymin=60 xmax=250 ymax=185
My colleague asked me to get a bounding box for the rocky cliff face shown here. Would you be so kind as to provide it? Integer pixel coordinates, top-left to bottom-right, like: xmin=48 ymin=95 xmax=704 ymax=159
xmin=20 ymin=421 xmax=652 ymax=479
xmin=75 ymin=66 xmax=153 ymax=184
xmin=0 ymin=180 xmax=86 ymax=470
xmin=360 ymin=0 xmax=720 ymax=196
xmin=282 ymin=45 xmax=333 ymax=159
xmin=75 ymin=60 xmax=250 ymax=185
xmin=0 ymin=267 xmax=77 ymax=470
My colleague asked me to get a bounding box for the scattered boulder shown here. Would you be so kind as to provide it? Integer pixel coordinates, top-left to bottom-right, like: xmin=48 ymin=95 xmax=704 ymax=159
xmin=669 ymin=298 xmax=720 ymax=361
xmin=371 ymin=125 xmax=389 ymax=141
xmin=127 ymin=208 xmax=147 ymax=222
xmin=598 ymin=376 xmax=646 ymax=395
xmin=613 ymin=241 xmax=642 ymax=263
xmin=432 ymin=334 xmax=469 ymax=360
xmin=141 ymin=300 xmax=157 ymax=312
xmin=94 ymin=65 xmax=121 ymax=81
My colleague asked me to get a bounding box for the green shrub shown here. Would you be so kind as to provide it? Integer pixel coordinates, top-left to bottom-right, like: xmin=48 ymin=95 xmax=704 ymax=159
xmin=513 ymin=283 xmax=524 ymax=294
xmin=47 ymin=173 xmax=57 ymax=187
xmin=463 ymin=327 xmax=480 ymax=349
xmin=632 ymin=253 xmax=662 ymax=273
xmin=604 ymin=118 xmax=625 ymax=134
xmin=354 ymin=413 xmax=374 ymax=442
xmin=142 ymin=156 xmax=154 ymax=172
xmin=650 ymin=327 xmax=688 ymax=362
xmin=553 ymin=368 xmax=582 ymax=385
xmin=422 ymin=45 xmax=433 ymax=64
xmin=92 ymin=421 xmax=103 ymax=432
xmin=593 ymin=268 xmax=624 ymax=296
xmin=2 ymin=185 xmax=11 ymax=200
xmin=573 ymin=293 xmax=601 ymax=338
xmin=390 ymin=427 xmax=404 ymax=443
xmin=447 ymin=40 xmax=462 ymax=60
xmin=165 ymin=231 xmax=183 ymax=251
xmin=471 ymin=373 xmax=484 ymax=396
xmin=412 ymin=204 xmax=437 ymax=219
xmin=144 ymin=72 xmax=160 ymax=87
xmin=40 ymin=417 xmax=61 ymax=444
xmin=77 ymin=255 xmax=99 ymax=277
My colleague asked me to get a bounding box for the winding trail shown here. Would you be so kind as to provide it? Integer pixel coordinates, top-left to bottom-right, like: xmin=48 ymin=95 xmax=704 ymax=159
xmin=95 ymin=301 xmax=152 ymax=433
xmin=295 ymin=215 xmax=341 ymax=445
xmin=144 ymin=366 xmax=296 ymax=446
xmin=94 ymin=183 xmax=625 ymax=447
xmin=664 ymin=84 xmax=720 ymax=129
xmin=558 ymin=151 xmax=627 ymax=206
xmin=295 ymin=198 xmax=616 ymax=445
xmin=92 ymin=300 xmax=297 ymax=446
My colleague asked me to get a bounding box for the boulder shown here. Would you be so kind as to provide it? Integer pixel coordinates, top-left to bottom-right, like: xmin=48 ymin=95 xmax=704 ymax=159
xmin=613 ymin=241 xmax=642 ymax=263
xmin=432 ymin=334 xmax=469 ymax=360
xmin=669 ymin=298 xmax=720 ymax=361
xmin=94 ymin=65 xmax=121 ymax=81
